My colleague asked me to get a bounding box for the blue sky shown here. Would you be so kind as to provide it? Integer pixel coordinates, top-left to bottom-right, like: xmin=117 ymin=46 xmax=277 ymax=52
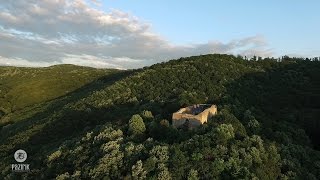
xmin=0 ymin=0 xmax=319 ymax=68
xmin=101 ymin=0 xmax=320 ymax=56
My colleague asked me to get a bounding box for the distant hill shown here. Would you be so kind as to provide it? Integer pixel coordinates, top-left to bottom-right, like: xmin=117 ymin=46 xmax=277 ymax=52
xmin=0 ymin=64 xmax=120 ymax=124
xmin=1 ymin=54 xmax=320 ymax=179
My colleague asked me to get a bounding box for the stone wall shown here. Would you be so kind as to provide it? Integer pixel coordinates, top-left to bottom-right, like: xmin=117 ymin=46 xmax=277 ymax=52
xmin=172 ymin=104 xmax=217 ymax=128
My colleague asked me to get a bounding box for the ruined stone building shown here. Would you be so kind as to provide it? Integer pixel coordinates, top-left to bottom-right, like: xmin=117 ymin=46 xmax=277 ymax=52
xmin=172 ymin=104 xmax=217 ymax=128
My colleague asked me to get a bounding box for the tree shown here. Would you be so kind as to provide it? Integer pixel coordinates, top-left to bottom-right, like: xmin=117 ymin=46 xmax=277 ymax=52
xmin=56 ymin=172 xmax=70 ymax=180
xmin=150 ymin=145 xmax=169 ymax=163
xmin=248 ymin=119 xmax=261 ymax=134
xmin=141 ymin=110 xmax=154 ymax=120
xmin=160 ymin=119 xmax=170 ymax=127
xmin=191 ymin=153 xmax=203 ymax=161
xmin=90 ymin=140 xmax=124 ymax=179
xmin=243 ymin=109 xmax=254 ymax=122
xmin=129 ymin=114 xmax=146 ymax=136
xmin=157 ymin=163 xmax=172 ymax=180
xmin=211 ymin=158 xmax=225 ymax=176
xmin=251 ymin=56 xmax=257 ymax=61
xmin=170 ymin=147 xmax=188 ymax=179
xmin=216 ymin=124 xmax=235 ymax=144
xmin=48 ymin=150 xmax=62 ymax=163
xmin=132 ymin=160 xmax=147 ymax=180
xmin=187 ymin=169 xmax=199 ymax=180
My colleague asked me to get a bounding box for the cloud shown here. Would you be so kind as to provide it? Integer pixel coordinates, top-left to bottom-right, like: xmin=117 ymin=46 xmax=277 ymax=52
xmin=0 ymin=54 xmax=132 ymax=70
xmin=0 ymin=0 xmax=273 ymax=69
xmin=90 ymin=0 xmax=102 ymax=7
xmin=0 ymin=56 xmax=59 ymax=67
xmin=61 ymin=54 xmax=142 ymax=69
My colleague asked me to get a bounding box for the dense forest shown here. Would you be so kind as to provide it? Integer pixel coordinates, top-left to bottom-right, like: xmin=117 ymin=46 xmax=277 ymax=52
xmin=0 ymin=65 xmax=120 ymax=124
xmin=0 ymin=54 xmax=320 ymax=179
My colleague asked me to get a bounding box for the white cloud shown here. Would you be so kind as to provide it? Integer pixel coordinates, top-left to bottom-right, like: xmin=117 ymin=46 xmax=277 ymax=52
xmin=0 ymin=55 xmax=132 ymax=70
xmin=61 ymin=54 xmax=141 ymax=69
xmin=0 ymin=56 xmax=59 ymax=67
xmin=0 ymin=0 xmax=273 ymax=68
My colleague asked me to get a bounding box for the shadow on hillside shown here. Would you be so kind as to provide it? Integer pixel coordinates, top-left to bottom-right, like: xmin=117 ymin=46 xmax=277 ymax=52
xmin=0 ymin=69 xmax=137 ymax=160
xmin=223 ymin=60 xmax=320 ymax=149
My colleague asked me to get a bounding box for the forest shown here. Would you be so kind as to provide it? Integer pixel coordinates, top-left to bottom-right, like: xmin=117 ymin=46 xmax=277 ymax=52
xmin=0 ymin=54 xmax=320 ymax=179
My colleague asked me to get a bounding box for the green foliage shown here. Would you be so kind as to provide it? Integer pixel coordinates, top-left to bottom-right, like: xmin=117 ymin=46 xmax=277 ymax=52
xmin=132 ymin=160 xmax=147 ymax=180
xmin=141 ymin=110 xmax=154 ymax=120
xmin=143 ymin=157 xmax=157 ymax=173
xmin=56 ymin=172 xmax=70 ymax=180
xmin=211 ymin=158 xmax=225 ymax=176
xmin=248 ymin=118 xmax=261 ymax=134
xmin=0 ymin=54 xmax=320 ymax=179
xmin=217 ymin=109 xmax=247 ymax=138
xmin=156 ymin=163 xmax=172 ymax=180
xmin=150 ymin=145 xmax=169 ymax=163
xmin=129 ymin=114 xmax=146 ymax=136
xmin=48 ymin=150 xmax=62 ymax=162
xmin=0 ymin=65 xmax=115 ymax=119
xmin=215 ymin=124 xmax=235 ymax=143
xmin=187 ymin=169 xmax=199 ymax=180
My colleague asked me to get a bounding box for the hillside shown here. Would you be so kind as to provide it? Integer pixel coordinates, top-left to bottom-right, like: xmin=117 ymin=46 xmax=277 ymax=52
xmin=1 ymin=54 xmax=320 ymax=179
xmin=0 ymin=64 xmax=120 ymax=125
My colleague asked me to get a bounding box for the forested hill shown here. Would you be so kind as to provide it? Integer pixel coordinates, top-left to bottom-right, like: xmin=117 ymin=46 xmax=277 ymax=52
xmin=1 ymin=54 xmax=320 ymax=179
xmin=0 ymin=64 xmax=120 ymax=125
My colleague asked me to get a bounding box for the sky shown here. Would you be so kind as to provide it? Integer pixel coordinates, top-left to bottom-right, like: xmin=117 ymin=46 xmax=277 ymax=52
xmin=0 ymin=0 xmax=319 ymax=69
